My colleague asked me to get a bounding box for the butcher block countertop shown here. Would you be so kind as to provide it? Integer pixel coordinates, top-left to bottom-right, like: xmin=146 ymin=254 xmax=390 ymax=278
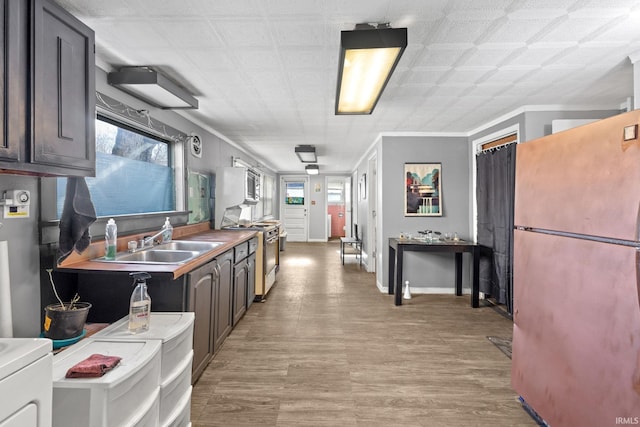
xmin=57 ymin=222 xmax=257 ymax=279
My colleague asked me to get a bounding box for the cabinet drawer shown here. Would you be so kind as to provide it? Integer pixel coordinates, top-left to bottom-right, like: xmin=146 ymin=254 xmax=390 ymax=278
xmin=248 ymin=237 xmax=258 ymax=254
xmin=234 ymin=242 xmax=249 ymax=262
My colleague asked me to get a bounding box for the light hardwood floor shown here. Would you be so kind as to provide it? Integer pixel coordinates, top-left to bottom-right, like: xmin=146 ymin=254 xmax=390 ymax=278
xmin=191 ymin=241 xmax=537 ymax=427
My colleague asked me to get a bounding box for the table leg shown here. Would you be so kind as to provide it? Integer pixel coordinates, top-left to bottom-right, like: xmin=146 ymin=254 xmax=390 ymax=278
xmin=388 ymin=246 xmax=395 ymax=295
xmin=455 ymin=252 xmax=463 ymax=296
xmin=395 ymin=247 xmax=403 ymax=306
xmin=472 ymin=247 xmax=480 ymax=308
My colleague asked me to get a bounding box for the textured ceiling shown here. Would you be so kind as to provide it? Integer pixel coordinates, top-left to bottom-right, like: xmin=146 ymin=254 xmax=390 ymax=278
xmin=56 ymin=0 xmax=640 ymax=173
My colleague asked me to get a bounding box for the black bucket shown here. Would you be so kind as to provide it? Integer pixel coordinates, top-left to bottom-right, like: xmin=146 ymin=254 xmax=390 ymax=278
xmin=43 ymin=302 xmax=91 ymax=340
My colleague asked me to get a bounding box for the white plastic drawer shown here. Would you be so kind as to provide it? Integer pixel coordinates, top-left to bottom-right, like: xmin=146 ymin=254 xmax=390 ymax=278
xmin=95 ymin=312 xmax=194 ymax=381
xmin=162 ymin=387 xmax=192 ymax=427
xmin=52 ymin=338 xmax=161 ymax=427
xmin=159 ymin=350 xmax=193 ymax=424
xmin=128 ymin=387 xmax=160 ymax=427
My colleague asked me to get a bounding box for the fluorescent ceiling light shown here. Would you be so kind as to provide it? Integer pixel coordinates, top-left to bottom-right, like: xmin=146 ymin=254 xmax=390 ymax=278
xmin=107 ymin=67 xmax=198 ymax=109
xmin=295 ymin=145 xmax=317 ymax=163
xmin=336 ymin=25 xmax=407 ymax=115
xmin=305 ymin=164 xmax=319 ymax=175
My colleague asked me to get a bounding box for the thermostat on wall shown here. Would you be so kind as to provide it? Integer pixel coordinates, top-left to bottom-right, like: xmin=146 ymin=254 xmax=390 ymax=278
xmin=1 ymin=190 xmax=30 ymax=218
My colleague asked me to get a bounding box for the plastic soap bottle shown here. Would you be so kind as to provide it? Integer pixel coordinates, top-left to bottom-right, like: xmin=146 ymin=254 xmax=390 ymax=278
xmin=104 ymin=218 xmax=117 ymax=260
xmin=128 ymin=272 xmax=152 ymax=333
xmin=161 ymin=217 xmax=173 ymax=242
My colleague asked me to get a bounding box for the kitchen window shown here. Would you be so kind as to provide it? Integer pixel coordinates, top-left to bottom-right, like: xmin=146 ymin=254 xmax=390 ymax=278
xmin=56 ymin=115 xmax=175 ymax=217
xmin=262 ymin=175 xmax=274 ymax=216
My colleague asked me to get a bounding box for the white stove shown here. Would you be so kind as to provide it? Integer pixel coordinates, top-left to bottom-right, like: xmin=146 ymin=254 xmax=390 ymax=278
xmin=222 ymin=220 xmax=281 ymax=301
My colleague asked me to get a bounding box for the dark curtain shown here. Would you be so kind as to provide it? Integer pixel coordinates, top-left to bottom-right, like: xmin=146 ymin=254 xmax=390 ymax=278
xmin=476 ymin=143 xmax=516 ymax=313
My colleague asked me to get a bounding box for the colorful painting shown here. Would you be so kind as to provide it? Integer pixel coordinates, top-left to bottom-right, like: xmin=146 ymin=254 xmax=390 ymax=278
xmin=404 ymin=163 xmax=442 ymax=216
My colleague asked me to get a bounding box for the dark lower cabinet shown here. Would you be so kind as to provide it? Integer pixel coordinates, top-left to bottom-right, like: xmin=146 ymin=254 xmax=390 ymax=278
xmin=187 ymin=262 xmax=215 ymax=382
xmin=233 ymin=259 xmax=248 ymax=326
xmin=188 ymin=249 xmax=233 ymax=382
xmin=247 ymin=252 xmax=256 ymax=308
xmin=213 ymin=251 xmax=233 ymax=353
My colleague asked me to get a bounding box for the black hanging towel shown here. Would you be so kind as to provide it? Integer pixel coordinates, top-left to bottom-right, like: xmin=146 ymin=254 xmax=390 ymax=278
xmin=57 ymin=177 xmax=97 ymax=264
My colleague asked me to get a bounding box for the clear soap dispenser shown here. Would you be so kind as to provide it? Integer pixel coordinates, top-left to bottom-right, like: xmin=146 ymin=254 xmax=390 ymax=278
xmin=104 ymin=218 xmax=117 ymax=260
xmin=161 ymin=217 xmax=173 ymax=242
xmin=128 ymin=272 xmax=151 ymax=333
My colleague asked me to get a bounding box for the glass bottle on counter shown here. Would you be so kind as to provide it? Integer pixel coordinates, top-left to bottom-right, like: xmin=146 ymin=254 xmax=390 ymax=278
xmin=128 ymin=272 xmax=151 ymax=333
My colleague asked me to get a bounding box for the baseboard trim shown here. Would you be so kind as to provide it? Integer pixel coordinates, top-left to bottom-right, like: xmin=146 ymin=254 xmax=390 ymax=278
xmin=376 ymin=284 xmax=471 ymax=295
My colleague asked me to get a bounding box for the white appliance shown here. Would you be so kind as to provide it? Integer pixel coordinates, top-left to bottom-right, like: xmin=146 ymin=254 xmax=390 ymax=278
xmin=214 ymin=166 xmax=260 ymax=228
xmin=0 ymin=338 xmax=52 ymax=427
xmin=93 ymin=312 xmax=194 ymax=427
xmin=512 ymin=110 xmax=640 ymax=425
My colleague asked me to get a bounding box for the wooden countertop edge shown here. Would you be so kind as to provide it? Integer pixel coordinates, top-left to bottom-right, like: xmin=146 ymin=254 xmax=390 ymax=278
xmin=56 ymin=223 xmax=258 ymax=280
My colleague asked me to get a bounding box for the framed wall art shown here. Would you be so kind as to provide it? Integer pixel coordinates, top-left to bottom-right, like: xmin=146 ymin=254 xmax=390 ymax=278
xmin=404 ymin=162 xmax=442 ymax=216
xmin=359 ymin=173 xmax=367 ymax=200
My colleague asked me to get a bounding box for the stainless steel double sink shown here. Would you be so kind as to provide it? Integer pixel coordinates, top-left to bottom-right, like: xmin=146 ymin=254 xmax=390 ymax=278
xmin=93 ymin=240 xmax=223 ymax=265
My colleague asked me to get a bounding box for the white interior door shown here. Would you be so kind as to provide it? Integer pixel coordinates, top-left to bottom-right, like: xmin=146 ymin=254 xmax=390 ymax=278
xmin=369 ymin=156 xmax=377 ymax=273
xmin=344 ymin=177 xmax=352 ymax=238
xmin=281 ymin=177 xmax=308 ymax=242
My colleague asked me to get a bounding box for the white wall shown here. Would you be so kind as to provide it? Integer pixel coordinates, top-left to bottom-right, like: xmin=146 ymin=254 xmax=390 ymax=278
xmin=0 ymin=175 xmax=40 ymax=337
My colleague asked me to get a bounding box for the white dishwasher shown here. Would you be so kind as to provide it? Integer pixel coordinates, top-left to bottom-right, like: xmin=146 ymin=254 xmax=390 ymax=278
xmin=0 ymin=338 xmax=52 ymax=427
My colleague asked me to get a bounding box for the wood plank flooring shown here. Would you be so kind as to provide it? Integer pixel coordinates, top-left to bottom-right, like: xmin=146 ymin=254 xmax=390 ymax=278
xmin=191 ymin=241 xmax=537 ymax=426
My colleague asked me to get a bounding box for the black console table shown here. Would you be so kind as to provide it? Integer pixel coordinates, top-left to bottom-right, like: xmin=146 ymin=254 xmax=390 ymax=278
xmin=388 ymin=237 xmax=487 ymax=307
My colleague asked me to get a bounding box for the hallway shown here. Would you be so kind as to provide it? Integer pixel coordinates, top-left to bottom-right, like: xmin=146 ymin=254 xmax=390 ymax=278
xmin=190 ymin=241 xmax=536 ymax=426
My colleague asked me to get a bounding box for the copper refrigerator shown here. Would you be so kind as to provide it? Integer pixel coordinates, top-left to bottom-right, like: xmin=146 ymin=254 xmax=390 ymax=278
xmin=513 ymin=110 xmax=640 ymax=426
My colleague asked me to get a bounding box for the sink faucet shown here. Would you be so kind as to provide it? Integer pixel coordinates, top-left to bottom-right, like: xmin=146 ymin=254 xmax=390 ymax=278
xmin=143 ymin=229 xmax=166 ymax=247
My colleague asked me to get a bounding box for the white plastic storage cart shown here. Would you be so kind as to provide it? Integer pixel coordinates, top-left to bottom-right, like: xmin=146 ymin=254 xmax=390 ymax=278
xmin=93 ymin=312 xmax=195 ymax=427
xmin=52 ymin=338 xmax=162 ymax=427
xmin=0 ymin=338 xmax=52 ymax=427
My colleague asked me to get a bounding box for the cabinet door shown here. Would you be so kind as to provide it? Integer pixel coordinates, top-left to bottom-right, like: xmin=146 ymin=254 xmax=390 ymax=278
xmin=214 ymin=251 xmax=233 ymax=352
xmin=247 ymin=252 xmax=256 ymax=308
xmin=0 ymin=0 xmax=26 ymax=162
xmin=32 ymin=0 xmax=95 ymax=173
xmin=233 ymin=261 xmax=248 ymax=326
xmin=188 ymin=262 xmax=216 ymax=381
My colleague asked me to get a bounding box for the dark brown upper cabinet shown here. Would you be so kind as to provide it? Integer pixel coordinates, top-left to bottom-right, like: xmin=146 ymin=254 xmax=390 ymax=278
xmin=0 ymin=0 xmax=95 ymax=177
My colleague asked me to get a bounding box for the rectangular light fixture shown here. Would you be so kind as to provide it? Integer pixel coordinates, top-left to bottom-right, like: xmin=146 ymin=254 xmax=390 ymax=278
xmin=107 ymin=67 xmax=198 ymax=109
xmin=306 ymin=164 xmax=319 ymax=175
xmin=336 ymin=26 xmax=407 ymax=115
xmin=295 ymin=145 xmax=317 ymax=163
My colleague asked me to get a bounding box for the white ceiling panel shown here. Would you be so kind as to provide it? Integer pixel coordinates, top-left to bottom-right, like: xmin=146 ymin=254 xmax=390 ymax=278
xmin=534 ymin=17 xmax=619 ymax=43
xmin=190 ymin=0 xmax=265 ymax=17
xmin=430 ymin=18 xmax=498 ymax=44
xmin=57 ymin=0 xmax=640 ymax=173
xmin=413 ymin=45 xmax=475 ymax=67
xmin=152 ymin=19 xmax=223 ymax=48
xmin=212 ymin=19 xmax=273 ymax=47
xmin=270 ymin=20 xmax=327 ymax=47
xmin=482 ymin=19 xmax=560 ymax=44
xmin=184 ymin=49 xmax=236 ymax=71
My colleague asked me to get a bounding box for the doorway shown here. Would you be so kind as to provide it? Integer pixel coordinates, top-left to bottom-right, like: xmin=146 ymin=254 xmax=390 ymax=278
xmin=326 ymin=178 xmax=347 ymax=240
xmin=472 ymin=125 xmax=519 ymax=314
xmin=280 ymin=176 xmax=308 ymax=242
